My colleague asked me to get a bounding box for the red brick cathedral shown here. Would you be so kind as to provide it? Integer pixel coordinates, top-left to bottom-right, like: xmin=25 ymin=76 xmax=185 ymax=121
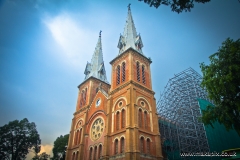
xmin=66 ymin=5 xmax=163 ymax=160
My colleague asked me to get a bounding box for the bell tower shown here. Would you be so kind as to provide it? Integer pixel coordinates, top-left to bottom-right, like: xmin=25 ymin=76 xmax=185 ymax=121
xmin=66 ymin=31 xmax=110 ymax=160
xmin=106 ymin=5 xmax=163 ymax=160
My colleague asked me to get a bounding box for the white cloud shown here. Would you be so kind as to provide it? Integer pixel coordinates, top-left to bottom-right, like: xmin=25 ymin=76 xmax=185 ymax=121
xmin=26 ymin=144 xmax=53 ymax=160
xmin=43 ymin=13 xmax=96 ymax=70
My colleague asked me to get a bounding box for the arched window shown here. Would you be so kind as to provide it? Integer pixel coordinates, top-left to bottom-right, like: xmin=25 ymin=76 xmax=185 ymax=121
xmin=147 ymin=139 xmax=150 ymax=154
xmin=116 ymin=112 xmax=120 ymax=130
xmin=80 ymin=101 xmax=83 ymax=108
xmin=82 ymin=91 xmax=85 ymax=105
xmin=115 ymin=139 xmax=118 ymax=154
xmin=140 ymin=137 xmax=144 ymax=153
xmin=116 ymin=65 xmax=120 ymax=85
xmin=122 ymin=109 xmax=125 ymax=128
xmin=139 ymin=109 xmax=142 ymax=127
xmin=136 ymin=62 xmax=140 ymax=82
xmin=98 ymin=145 xmax=102 ymax=158
xmin=121 ymin=138 xmax=125 ymax=153
xmin=72 ymin=152 xmax=75 ymax=160
xmin=94 ymin=146 xmax=97 ymax=160
xmin=144 ymin=111 xmax=147 ymax=129
xmin=76 ymin=152 xmax=79 ymax=160
xmin=89 ymin=147 xmax=93 ymax=160
xmin=84 ymin=88 xmax=87 ymax=104
xmin=122 ymin=62 xmax=126 ymax=82
xmin=142 ymin=65 xmax=146 ymax=84
xmin=74 ymin=130 xmax=79 ymax=145
xmin=78 ymin=128 xmax=82 ymax=144
xmin=96 ymin=88 xmax=99 ymax=93
xmin=79 ymin=91 xmax=83 ymax=108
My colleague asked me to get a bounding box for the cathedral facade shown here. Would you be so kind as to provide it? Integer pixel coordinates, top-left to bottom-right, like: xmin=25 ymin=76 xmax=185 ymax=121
xmin=66 ymin=6 xmax=163 ymax=160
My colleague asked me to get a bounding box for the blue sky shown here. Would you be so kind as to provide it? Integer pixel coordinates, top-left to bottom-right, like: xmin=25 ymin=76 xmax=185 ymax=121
xmin=0 ymin=0 xmax=240 ymax=158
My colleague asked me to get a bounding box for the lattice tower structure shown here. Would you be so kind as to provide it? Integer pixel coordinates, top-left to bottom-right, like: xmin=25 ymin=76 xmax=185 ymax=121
xmin=157 ymin=68 xmax=210 ymax=159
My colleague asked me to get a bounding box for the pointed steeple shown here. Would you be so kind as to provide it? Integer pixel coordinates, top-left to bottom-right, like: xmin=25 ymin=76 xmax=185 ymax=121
xmin=84 ymin=31 xmax=109 ymax=84
xmin=117 ymin=4 xmax=144 ymax=55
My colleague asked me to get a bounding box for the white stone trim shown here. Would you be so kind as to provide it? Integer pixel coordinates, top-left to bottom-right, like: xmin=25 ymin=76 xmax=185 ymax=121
xmin=111 ymin=113 xmax=114 ymax=133
xmin=112 ymin=137 xmax=120 ymax=142
xmin=136 ymin=96 xmax=152 ymax=111
xmin=112 ymin=97 xmax=127 ymax=112
xmin=146 ymin=137 xmax=153 ymax=142
xmin=139 ymin=135 xmax=146 ymax=139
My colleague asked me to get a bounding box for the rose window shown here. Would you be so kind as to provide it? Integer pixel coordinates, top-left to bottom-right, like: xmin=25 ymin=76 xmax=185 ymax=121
xmin=91 ymin=118 xmax=104 ymax=141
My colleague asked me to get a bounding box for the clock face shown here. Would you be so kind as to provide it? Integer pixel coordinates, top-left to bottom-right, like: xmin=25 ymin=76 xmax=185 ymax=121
xmin=91 ymin=118 xmax=104 ymax=141
xmin=96 ymin=99 xmax=101 ymax=107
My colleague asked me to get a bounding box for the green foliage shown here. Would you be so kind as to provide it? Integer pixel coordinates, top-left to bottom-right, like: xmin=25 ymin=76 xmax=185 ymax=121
xmin=200 ymin=38 xmax=240 ymax=135
xmin=52 ymin=134 xmax=69 ymax=159
xmin=0 ymin=118 xmax=41 ymax=160
xmin=139 ymin=0 xmax=210 ymax=13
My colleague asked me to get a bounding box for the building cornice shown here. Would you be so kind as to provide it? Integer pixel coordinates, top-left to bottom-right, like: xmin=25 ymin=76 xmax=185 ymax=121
xmin=78 ymin=76 xmax=111 ymax=89
xmin=110 ymin=80 xmax=155 ymax=95
xmin=74 ymin=105 xmax=89 ymax=115
xmin=109 ymin=47 xmax=152 ymax=65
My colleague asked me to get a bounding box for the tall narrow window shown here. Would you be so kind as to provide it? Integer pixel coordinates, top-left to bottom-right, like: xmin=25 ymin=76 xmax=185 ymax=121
xmin=98 ymin=145 xmax=102 ymax=158
xmin=79 ymin=92 xmax=83 ymax=108
xmin=89 ymin=148 xmax=93 ymax=160
xmin=142 ymin=65 xmax=146 ymax=84
xmin=76 ymin=152 xmax=79 ymax=160
xmin=144 ymin=111 xmax=147 ymax=129
xmin=122 ymin=62 xmax=126 ymax=82
xmin=122 ymin=109 xmax=125 ymax=128
xmin=80 ymin=101 xmax=82 ymax=108
xmin=147 ymin=139 xmax=150 ymax=154
xmin=72 ymin=152 xmax=75 ymax=160
xmin=140 ymin=137 xmax=144 ymax=152
xmin=137 ymin=62 xmax=140 ymax=82
xmin=116 ymin=65 xmax=120 ymax=85
xmin=116 ymin=112 xmax=120 ymax=130
xmin=82 ymin=91 xmax=85 ymax=105
xmin=74 ymin=131 xmax=78 ymax=145
xmin=121 ymin=138 xmax=125 ymax=153
xmin=84 ymin=88 xmax=87 ymax=104
xmin=94 ymin=146 xmax=97 ymax=160
xmin=78 ymin=129 xmax=82 ymax=144
xmin=115 ymin=139 xmax=118 ymax=154
xmin=139 ymin=109 xmax=142 ymax=127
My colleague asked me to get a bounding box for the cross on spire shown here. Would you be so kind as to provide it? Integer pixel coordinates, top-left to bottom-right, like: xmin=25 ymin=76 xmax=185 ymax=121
xmin=127 ymin=3 xmax=131 ymax=10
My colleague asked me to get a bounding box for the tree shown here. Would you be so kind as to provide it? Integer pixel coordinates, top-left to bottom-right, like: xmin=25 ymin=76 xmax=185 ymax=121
xmin=138 ymin=0 xmax=210 ymax=13
xmin=39 ymin=152 xmax=50 ymax=160
xmin=0 ymin=118 xmax=41 ymax=160
xmin=32 ymin=152 xmax=50 ymax=160
xmin=200 ymin=38 xmax=240 ymax=135
xmin=52 ymin=134 xmax=69 ymax=160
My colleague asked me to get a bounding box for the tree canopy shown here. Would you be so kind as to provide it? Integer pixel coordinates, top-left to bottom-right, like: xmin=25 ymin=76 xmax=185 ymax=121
xmin=200 ymin=38 xmax=240 ymax=135
xmin=0 ymin=118 xmax=41 ymax=160
xmin=139 ymin=0 xmax=210 ymax=13
xmin=52 ymin=134 xmax=69 ymax=160
xmin=32 ymin=152 xmax=50 ymax=160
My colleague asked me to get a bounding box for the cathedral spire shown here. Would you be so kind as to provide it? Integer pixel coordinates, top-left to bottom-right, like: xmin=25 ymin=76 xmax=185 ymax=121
xmin=84 ymin=31 xmax=108 ymax=84
xmin=117 ymin=4 xmax=144 ymax=55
